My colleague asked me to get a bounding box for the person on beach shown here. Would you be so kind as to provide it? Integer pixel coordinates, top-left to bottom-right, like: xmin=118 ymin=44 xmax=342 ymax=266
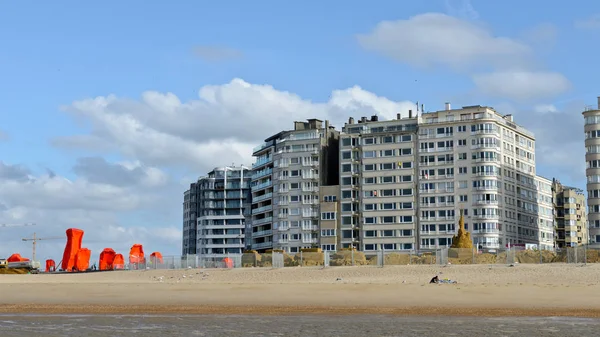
xmin=429 ymin=275 xmax=439 ymax=284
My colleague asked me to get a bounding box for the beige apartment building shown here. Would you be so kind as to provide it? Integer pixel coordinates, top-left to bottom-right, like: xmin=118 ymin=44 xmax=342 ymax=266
xmin=552 ymin=179 xmax=588 ymax=248
xmin=339 ymin=114 xmax=419 ymax=252
xmin=336 ymin=104 xmax=554 ymax=253
xmin=318 ymin=185 xmax=341 ymax=250
xmin=418 ymin=104 xmax=553 ymax=250
xmin=250 ymin=119 xmax=339 ymax=253
xmin=583 ymin=97 xmax=600 ymax=248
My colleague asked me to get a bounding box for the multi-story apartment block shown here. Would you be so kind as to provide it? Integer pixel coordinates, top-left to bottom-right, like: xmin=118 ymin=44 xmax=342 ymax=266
xmin=183 ymin=166 xmax=251 ymax=258
xmin=319 ymin=185 xmax=341 ymax=251
xmin=417 ymin=104 xmax=544 ymax=250
xmin=339 ymin=114 xmax=419 ymax=253
xmin=182 ymin=183 xmax=200 ymax=255
xmin=535 ymin=176 xmax=555 ymax=250
xmin=583 ymin=97 xmax=600 ymax=248
xmin=552 ymin=179 xmax=588 ymax=248
xmin=250 ymin=119 xmax=339 ymax=253
xmin=337 ymin=103 xmax=549 ymax=253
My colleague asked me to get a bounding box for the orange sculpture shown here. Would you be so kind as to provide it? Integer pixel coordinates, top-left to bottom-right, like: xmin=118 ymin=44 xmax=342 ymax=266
xmin=149 ymin=251 xmax=163 ymax=264
xmin=7 ymin=253 xmax=29 ymax=262
xmin=45 ymin=259 xmax=56 ymax=272
xmin=129 ymin=244 xmax=145 ymax=265
xmin=99 ymin=248 xmax=117 ymax=270
xmin=113 ymin=254 xmax=125 ymax=269
xmin=61 ymin=228 xmax=84 ymax=271
xmin=74 ymin=248 xmax=91 ymax=271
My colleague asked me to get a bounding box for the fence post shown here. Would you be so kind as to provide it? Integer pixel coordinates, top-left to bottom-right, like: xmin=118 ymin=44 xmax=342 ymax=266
xmin=472 ymin=248 xmax=475 ymax=264
xmin=539 ymin=249 xmax=542 ymax=264
xmin=575 ymin=246 xmax=578 ymax=264
xmin=351 ymin=249 xmax=355 ymax=266
xmin=300 ymin=251 xmax=303 ymax=266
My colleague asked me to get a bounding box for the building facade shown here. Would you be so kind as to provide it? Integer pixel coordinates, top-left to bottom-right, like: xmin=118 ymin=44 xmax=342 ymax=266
xmin=318 ymin=185 xmax=341 ymax=251
xmin=552 ymin=179 xmax=588 ymax=248
xmin=583 ymin=97 xmax=600 ymax=247
xmin=250 ymin=119 xmax=339 ymax=253
xmin=339 ymin=114 xmax=419 ymax=252
xmin=534 ymin=176 xmax=555 ymax=250
xmin=183 ymin=166 xmax=251 ymax=258
xmin=182 ymin=183 xmax=200 ymax=255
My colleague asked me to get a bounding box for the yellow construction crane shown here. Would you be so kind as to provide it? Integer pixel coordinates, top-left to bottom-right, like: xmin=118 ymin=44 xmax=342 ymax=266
xmin=22 ymin=232 xmax=63 ymax=262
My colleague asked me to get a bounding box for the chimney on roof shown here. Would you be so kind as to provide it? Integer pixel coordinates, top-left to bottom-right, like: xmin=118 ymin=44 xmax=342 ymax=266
xmin=361 ymin=116 xmax=367 ymax=123
xmin=348 ymin=117 xmax=354 ymax=124
xmin=445 ymin=102 xmax=451 ymax=111
xmin=371 ymin=115 xmax=378 ymax=122
xmin=396 ymin=113 xmax=401 ymax=120
xmin=408 ymin=110 xmax=413 ymax=118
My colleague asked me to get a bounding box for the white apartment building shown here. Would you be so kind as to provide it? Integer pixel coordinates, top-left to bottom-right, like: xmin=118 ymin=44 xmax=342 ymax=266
xmin=535 ymin=176 xmax=555 ymax=250
xmin=336 ymin=104 xmax=552 ymax=253
xmin=417 ymin=104 xmax=548 ymax=250
xmin=250 ymin=119 xmax=339 ymax=253
xmin=583 ymin=97 xmax=600 ymax=247
xmin=192 ymin=166 xmax=251 ymax=258
xmin=339 ymin=114 xmax=419 ymax=253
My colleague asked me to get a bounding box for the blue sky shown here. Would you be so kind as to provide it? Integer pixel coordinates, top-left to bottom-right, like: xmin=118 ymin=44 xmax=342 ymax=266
xmin=0 ymin=0 xmax=599 ymax=260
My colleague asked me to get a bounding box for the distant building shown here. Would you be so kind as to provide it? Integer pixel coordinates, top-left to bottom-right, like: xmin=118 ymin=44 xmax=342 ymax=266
xmin=182 ymin=166 xmax=251 ymax=258
xmin=583 ymin=97 xmax=600 ymax=247
xmin=182 ymin=184 xmax=199 ymax=255
xmin=552 ymin=179 xmax=588 ymax=248
xmin=250 ymin=119 xmax=339 ymax=253
xmin=318 ymin=185 xmax=341 ymax=251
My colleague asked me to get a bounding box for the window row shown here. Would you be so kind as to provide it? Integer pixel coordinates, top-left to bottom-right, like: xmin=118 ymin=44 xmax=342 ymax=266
xmin=341 ymin=134 xmax=413 ymax=147
xmin=364 ymin=229 xmax=413 ymax=237
xmin=363 ymin=189 xmax=414 ymax=197
xmin=364 ymin=243 xmax=414 ymax=251
xmin=363 ymin=216 xmax=413 ymax=224
xmin=362 ymin=202 xmax=414 ymax=211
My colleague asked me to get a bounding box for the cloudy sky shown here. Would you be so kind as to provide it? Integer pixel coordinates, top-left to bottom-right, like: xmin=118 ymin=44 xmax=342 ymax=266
xmin=1 ymin=0 xmax=598 ymax=262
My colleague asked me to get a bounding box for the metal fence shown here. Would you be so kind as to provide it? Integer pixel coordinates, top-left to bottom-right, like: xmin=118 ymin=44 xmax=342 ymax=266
xmin=118 ymin=246 xmax=600 ymax=271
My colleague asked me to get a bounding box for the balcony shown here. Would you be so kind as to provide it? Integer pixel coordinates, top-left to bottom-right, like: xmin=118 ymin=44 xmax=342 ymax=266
xmin=252 ymin=229 xmax=273 ymax=237
xmin=252 ymin=157 xmax=273 ymax=168
xmin=252 ymin=168 xmax=272 ymax=180
xmin=252 ymin=192 xmax=273 ymax=203
xmin=252 ymin=205 xmax=273 ymax=215
xmin=253 ymin=216 xmax=273 ymax=225
xmin=473 ymin=200 xmax=499 ymax=205
xmin=251 ymin=181 xmax=272 ymax=191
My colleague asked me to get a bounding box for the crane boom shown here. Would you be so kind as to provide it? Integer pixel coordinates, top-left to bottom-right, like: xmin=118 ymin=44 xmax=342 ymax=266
xmin=1 ymin=223 xmax=36 ymax=228
xmin=22 ymin=232 xmax=63 ymax=262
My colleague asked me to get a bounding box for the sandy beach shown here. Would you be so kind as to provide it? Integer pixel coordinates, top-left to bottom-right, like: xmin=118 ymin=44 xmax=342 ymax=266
xmin=1 ymin=264 xmax=600 ymax=317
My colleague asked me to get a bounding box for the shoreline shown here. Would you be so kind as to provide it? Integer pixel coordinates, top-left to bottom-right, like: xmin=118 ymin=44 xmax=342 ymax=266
xmin=2 ymin=304 xmax=600 ymax=318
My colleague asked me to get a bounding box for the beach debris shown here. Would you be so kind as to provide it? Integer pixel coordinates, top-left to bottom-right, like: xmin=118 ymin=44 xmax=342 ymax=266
xmin=336 ymin=277 xmax=343 ymax=281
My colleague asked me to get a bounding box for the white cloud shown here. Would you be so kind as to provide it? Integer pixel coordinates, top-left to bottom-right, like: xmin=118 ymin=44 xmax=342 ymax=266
xmin=0 ymin=159 xmax=181 ymax=262
xmin=444 ymin=0 xmax=479 ymax=20
xmin=575 ymin=14 xmax=600 ymax=30
xmin=55 ymin=78 xmax=417 ymax=172
xmin=472 ymin=71 xmax=571 ymax=101
xmin=359 ymin=13 xmax=570 ymax=103
xmin=357 ymin=13 xmax=532 ymax=70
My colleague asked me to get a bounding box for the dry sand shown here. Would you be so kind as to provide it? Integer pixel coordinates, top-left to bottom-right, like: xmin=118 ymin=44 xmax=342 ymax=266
xmin=1 ymin=264 xmax=599 ymax=317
